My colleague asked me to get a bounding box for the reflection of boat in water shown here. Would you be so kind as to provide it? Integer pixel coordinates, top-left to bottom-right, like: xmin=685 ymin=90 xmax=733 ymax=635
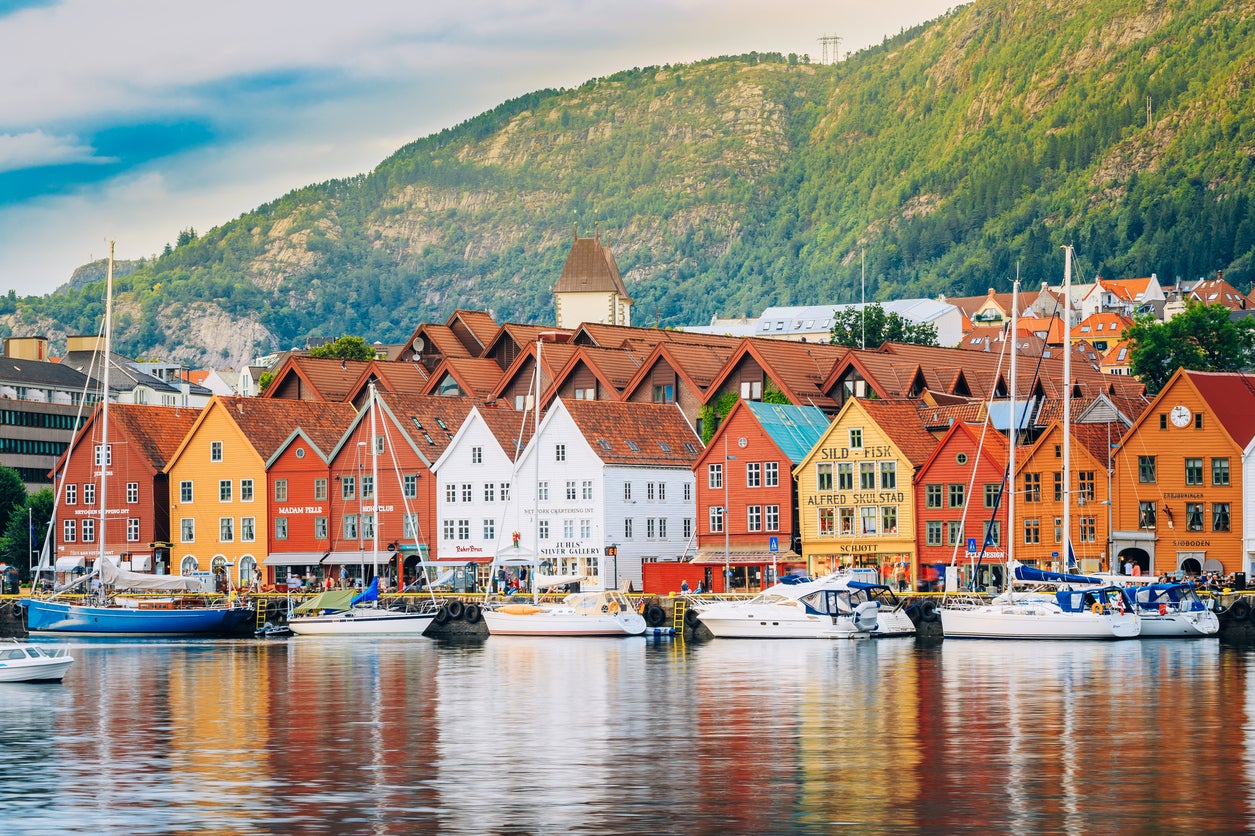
xmin=288 ymin=578 xmax=437 ymax=636
xmin=695 ymin=571 xmax=916 ymax=639
xmin=0 ymin=641 xmax=74 ymax=682
xmin=481 ymin=590 xmax=645 ymax=636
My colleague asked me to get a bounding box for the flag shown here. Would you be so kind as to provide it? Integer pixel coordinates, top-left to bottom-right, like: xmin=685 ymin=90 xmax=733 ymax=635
xmin=29 ymin=519 xmax=37 ymax=550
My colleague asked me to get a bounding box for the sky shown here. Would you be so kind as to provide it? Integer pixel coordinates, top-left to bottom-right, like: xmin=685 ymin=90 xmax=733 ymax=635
xmin=0 ymin=0 xmax=956 ymax=297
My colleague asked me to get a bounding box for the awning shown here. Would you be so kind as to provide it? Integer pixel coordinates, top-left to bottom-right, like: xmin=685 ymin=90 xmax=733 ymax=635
xmin=323 ymin=551 xmax=401 ymax=566
xmin=263 ymin=552 xmax=329 ymax=567
xmin=54 ymin=556 xmax=85 ymax=571
xmin=691 ymin=550 xmax=802 ymax=565
xmin=126 ymin=554 xmax=152 ymax=571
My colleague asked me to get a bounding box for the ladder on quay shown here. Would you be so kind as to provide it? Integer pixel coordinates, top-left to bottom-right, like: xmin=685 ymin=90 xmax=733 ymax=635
xmin=672 ymin=598 xmax=687 ymax=637
xmin=254 ymin=595 xmax=269 ymax=631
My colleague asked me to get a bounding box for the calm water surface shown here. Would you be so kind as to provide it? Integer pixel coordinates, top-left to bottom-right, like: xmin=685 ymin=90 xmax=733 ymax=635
xmin=2 ymin=634 xmax=1250 ymax=834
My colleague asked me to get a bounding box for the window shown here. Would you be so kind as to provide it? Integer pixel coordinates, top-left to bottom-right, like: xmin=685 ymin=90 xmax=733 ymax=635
xmin=1185 ymin=458 xmax=1203 ymax=486
xmin=403 ymin=475 xmax=417 ymax=499
xmin=1054 ymin=517 xmax=1062 ymax=544
xmin=483 ymin=519 xmax=496 ymax=540
xmin=947 ymin=521 xmax=963 ymax=546
xmin=583 ymin=481 xmax=593 ymax=500
xmin=274 ymin=480 xmax=288 ymax=502
xmin=1138 ymin=501 xmax=1156 ymax=529
xmin=211 ymin=441 xmax=223 ymax=462
xmin=746 ymin=462 xmax=760 ymax=488
xmin=94 ymin=443 xmax=112 ymax=467
xmin=984 ymin=483 xmax=1000 ymax=509
xmin=240 ymin=479 xmax=253 ymax=502
xmin=816 ymin=463 xmax=833 ymax=491
xmin=747 ymin=505 xmax=762 ymax=532
xmin=1186 ymin=503 xmax=1204 ymax=532
xmin=344 ymin=515 xmax=358 ymax=540
xmin=342 ymin=476 xmax=356 ymax=500
xmin=1077 ymin=471 xmax=1095 ymax=503
xmin=925 ymin=484 xmax=942 ymax=508
xmin=818 ymin=507 xmax=835 ymax=536
xmin=443 ymin=520 xmax=455 ymax=540
xmin=538 ymin=482 xmax=549 ymax=501
xmin=81 ymin=517 xmax=95 ymax=542
xmin=838 ymin=463 xmax=854 ymax=491
xmin=274 ymin=517 xmax=288 ymax=540
xmin=708 ymin=463 xmax=723 ymax=489
xmin=765 ymin=462 xmax=779 ymax=487
xmin=315 ymin=517 xmax=328 ymax=539
xmin=314 ymin=478 xmax=327 ymax=501
xmin=219 ymin=518 xmax=234 ymax=542
xmin=948 ymin=484 xmax=965 ymax=508
xmin=63 ymin=519 xmax=76 ymax=542
xmin=471 ymin=446 xmax=483 ymax=464
xmin=84 ymin=483 xmax=95 ymax=505
xmin=1138 ymin=456 xmax=1156 ymax=483
xmin=555 ymin=443 xmax=566 ymax=462
xmin=1213 ymin=458 xmax=1231 ymax=486
xmin=446 ymin=483 xmax=458 ymax=503
xmin=127 ymin=518 xmax=139 ymax=542
xmin=659 ymin=518 xmax=667 ymax=538
xmin=740 ymin=380 xmax=763 ymax=400
xmin=766 ymin=505 xmax=779 ymax=531
xmin=684 ymin=483 xmax=691 ymax=502
xmin=624 ymin=518 xmax=633 ymax=539
xmin=849 ymin=428 xmax=863 ymax=448
xmin=709 ymin=507 xmax=723 ymax=533
xmin=645 ymin=519 xmax=654 ymax=539
xmin=126 ymin=482 xmax=139 ymax=504
xmin=1078 ymin=517 xmax=1095 ymax=543
xmin=362 ymin=514 xmax=376 ymax=539
xmin=219 ymin=480 xmax=232 ymax=502
xmin=460 ymin=519 xmax=472 ymax=540
xmin=683 ymin=518 xmax=692 ymax=539
xmin=1024 ymin=518 xmax=1040 ymax=544
xmin=1214 ymin=503 xmax=1231 ymax=532
xmin=180 ymin=519 xmax=193 ymax=542
xmin=1159 ymin=414 xmax=1168 ymax=430
xmin=462 ymin=483 xmax=473 ymax=503
xmin=362 ymin=475 xmax=374 ymax=500
xmin=1023 ymin=473 xmax=1040 ymax=502
xmin=483 ymin=483 xmax=496 ymax=503
xmin=859 ymin=462 xmax=876 ymax=491
xmin=580 ymin=519 xmax=591 ymax=538
xmin=880 ymin=462 xmax=897 ymax=490
xmin=652 ymin=383 xmax=675 ymax=403
xmin=241 ymin=517 xmax=256 ymax=542
xmin=881 ymin=505 xmax=897 ymax=535
xmin=983 ymin=520 xmax=1001 ymax=547
xmin=1053 ymin=472 xmax=1063 ymax=502
xmin=1195 ymin=412 xmax=1203 ymax=429
xmin=860 ymin=506 xmax=877 ymax=536
xmin=838 ymin=507 xmax=854 ymax=536
xmin=563 ymin=481 xmax=576 ymax=501
xmin=404 ymin=514 xmax=418 ymax=539
xmin=926 ymin=521 xmax=943 ymax=546
xmin=66 ymin=484 xmax=77 ymax=505
xmin=501 ymin=482 xmax=510 ymax=501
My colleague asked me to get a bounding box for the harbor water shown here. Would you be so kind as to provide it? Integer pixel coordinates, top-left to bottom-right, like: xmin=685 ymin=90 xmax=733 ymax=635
xmin=2 ymin=635 xmax=1250 ymax=834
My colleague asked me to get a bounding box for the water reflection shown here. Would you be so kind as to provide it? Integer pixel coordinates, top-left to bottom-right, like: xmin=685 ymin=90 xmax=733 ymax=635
xmin=2 ymin=637 xmax=1252 ymax=834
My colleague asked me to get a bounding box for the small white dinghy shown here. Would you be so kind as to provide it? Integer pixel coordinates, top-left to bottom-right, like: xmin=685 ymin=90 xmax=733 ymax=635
xmin=0 ymin=640 xmax=74 ymax=682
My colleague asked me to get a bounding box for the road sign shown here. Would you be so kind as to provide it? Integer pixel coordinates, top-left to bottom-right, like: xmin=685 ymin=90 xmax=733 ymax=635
xmin=769 ymin=536 xmax=779 ymax=553
xmin=967 ymin=537 xmax=977 ymax=553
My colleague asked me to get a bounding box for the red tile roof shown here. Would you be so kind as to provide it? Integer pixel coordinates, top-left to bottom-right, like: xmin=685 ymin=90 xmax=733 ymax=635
xmin=1184 ymin=370 xmax=1255 ymax=447
xmin=103 ymin=404 xmax=201 ymax=470
xmin=560 ymin=399 xmax=701 ymax=467
xmin=214 ymin=397 xmax=358 ymax=460
xmin=857 ymin=400 xmax=940 ymax=467
xmin=263 ymin=356 xmax=371 ymax=402
xmin=376 ymin=393 xmax=475 ymax=464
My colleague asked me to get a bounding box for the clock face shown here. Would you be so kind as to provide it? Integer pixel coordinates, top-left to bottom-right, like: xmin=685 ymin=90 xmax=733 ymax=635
xmin=1170 ymin=405 xmax=1191 ymax=428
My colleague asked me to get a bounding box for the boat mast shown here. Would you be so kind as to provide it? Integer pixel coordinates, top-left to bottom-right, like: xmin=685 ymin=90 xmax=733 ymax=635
xmin=370 ymin=382 xmax=380 ymax=586
xmin=1062 ymin=245 xmax=1073 ymax=572
xmin=1008 ymin=278 xmax=1017 ymax=576
xmin=97 ymin=242 xmax=114 ymax=603
xmin=533 ymin=338 xmax=541 ymax=599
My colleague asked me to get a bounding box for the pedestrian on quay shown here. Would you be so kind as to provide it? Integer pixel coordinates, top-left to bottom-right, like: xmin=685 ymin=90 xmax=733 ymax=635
xmin=339 ymin=565 xmax=349 ymax=589
xmin=680 ymin=579 xmax=690 ymax=593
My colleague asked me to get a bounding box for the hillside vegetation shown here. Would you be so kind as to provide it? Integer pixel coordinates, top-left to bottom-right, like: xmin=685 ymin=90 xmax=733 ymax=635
xmin=4 ymin=0 xmax=1255 ymax=368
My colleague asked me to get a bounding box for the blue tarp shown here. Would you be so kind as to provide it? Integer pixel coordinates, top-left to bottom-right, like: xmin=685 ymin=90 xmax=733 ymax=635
xmin=351 ymin=577 xmax=379 ymax=606
xmin=1013 ymin=563 xmax=1100 ymax=585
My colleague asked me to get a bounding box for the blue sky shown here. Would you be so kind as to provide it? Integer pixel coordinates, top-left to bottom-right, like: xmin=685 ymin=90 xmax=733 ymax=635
xmin=0 ymin=0 xmax=955 ymax=296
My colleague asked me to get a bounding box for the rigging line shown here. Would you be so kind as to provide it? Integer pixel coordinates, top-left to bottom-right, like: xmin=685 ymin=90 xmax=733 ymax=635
xmin=377 ymin=395 xmax=438 ymax=606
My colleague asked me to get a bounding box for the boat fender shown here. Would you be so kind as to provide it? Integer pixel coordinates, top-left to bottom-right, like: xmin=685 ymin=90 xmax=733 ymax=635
xmin=918 ymin=600 xmax=940 ymax=622
xmin=684 ymin=609 xmax=700 ymax=629
xmin=1114 ymin=597 xmax=1125 ymax=614
xmin=608 ymin=601 xmax=620 ymax=613
xmin=1230 ymin=599 xmax=1251 ymax=620
xmin=434 ymin=605 xmax=451 ymax=625
xmin=446 ymin=600 xmax=465 ymax=620
xmin=1158 ymin=603 xmax=1168 ymax=616
xmin=1091 ymin=602 xmax=1103 ymax=615
xmin=601 ymin=605 xmax=609 ymax=613
xmin=644 ymin=605 xmax=666 ymax=627
xmin=463 ymin=604 xmax=482 ymax=624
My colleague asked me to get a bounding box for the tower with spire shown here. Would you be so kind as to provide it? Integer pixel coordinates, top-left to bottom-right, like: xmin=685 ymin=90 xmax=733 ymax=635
xmin=552 ymin=225 xmax=632 ymax=328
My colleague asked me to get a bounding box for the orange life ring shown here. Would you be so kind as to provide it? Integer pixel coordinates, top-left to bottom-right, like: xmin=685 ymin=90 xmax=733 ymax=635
xmin=1090 ymin=602 xmax=1103 ymax=615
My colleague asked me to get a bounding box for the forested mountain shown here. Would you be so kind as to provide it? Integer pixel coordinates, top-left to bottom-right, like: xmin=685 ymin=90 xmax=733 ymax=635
xmin=5 ymin=0 xmax=1255 ymax=369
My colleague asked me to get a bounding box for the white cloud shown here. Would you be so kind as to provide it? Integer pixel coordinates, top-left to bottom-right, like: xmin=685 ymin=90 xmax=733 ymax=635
xmin=0 ymin=130 xmax=107 ymax=172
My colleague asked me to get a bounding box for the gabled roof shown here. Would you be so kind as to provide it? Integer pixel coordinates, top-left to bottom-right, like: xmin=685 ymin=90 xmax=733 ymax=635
xmin=168 ymin=397 xmax=357 ymax=471
xmin=573 ymin=322 xmax=741 ymax=353
xmin=552 ymin=233 xmax=631 ymax=300
xmin=856 ymin=400 xmax=940 ymax=467
xmin=59 ymin=403 xmax=201 ymax=478
xmin=476 ymin=403 xmax=536 ymax=463
xmin=542 ymin=345 xmax=647 ymax=407
xmin=262 ymin=356 xmax=371 ymax=402
xmin=348 ymin=360 xmax=430 ymax=402
xmin=422 ymin=358 xmax=508 ymax=399
xmin=1183 ymin=370 xmax=1255 ymax=448
xmin=481 ymin=323 xmax=575 ymax=366
xmin=916 ymin=420 xmax=1007 ymax=480
xmin=705 ymin=339 xmax=847 ymax=408
xmin=344 ymin=393 xmax=475 ymax=467
xmin=1071 ymin=312 xmax=1133 ymax=339
xmin=559 ymin=399 xmax=701 ymax=467
xmin=620 ymin=341 xmax=738 ymax=401
xmin=1187 ymin=277 xmax=1249 ymax=310
xmin=490 ymin=342 xmax=580 ymax=403
xmin=742 ymin=401 xmax=831 ymax=464
xmin=446 ymin=309 xmax=500 ymax=354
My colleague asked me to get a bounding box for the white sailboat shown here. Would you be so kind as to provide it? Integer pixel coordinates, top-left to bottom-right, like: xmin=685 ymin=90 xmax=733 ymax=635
xmin=481 ymin=337 xmax=645 ymax=637
xmin=289 ymin=384 xmax=439 ymax=636
xmin=940 ymin=253 xmax=1140 ymax=639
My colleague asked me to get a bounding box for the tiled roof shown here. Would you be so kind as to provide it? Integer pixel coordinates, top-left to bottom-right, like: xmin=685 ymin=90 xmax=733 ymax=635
xmin=418 ymin=325 xmax=475 ymax=360
xmin=917 ymin=401 xmax=989 ymax=430
xmin=560 ymin=345 xmax=648 ymax=394
xmin=103 ymin=404 xmax=201 ymax=469
xmin=425 ymin=358 xmax=508 ymax=398
xmin=743 ymin=401 xmax=831 ymax=464
xmin=1070 ymin=421 xmax=1125 ymax=464
xmin=1184 ymin=370 xmax=1255 ymax=447
xmin=723 ymin=339 xmax=847 ymax=407
xmin=552 ymin=234 xmax=631 ymax=299
xmin=447 ymin=310 xmax=500 ymax=352
xmin=574 ymin=322 xmax=741 ymax=353
xmin=217 ymin=397 xmax=358 ymax=460
xmin=377 ymin=393 xmax=475 ymax=463
xmin=365 ymin=361 xmax=430 ymax=395
xmin=1187 ymin=278 xmax=1249 ymax=310
xmin=476 ymin=403 xmax=536 ymax=462
xmin=263 ymin=356 xmax=371 ymax=402
xmin=857 ymin=400 xmax=939 ymax=467
xmin=561 ymin=399 xmax=701 ymax=467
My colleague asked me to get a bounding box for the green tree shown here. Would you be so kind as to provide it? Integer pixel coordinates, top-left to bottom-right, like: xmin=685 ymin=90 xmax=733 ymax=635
xmin=1126 ymin=302 xmax=1255 ymax=394
xmin=0 ymin=489 xmax=52 ymax=581
xmin=828 ymin=304 xmax=939 ymax=349
xmin=309 ymin=336 xmax=375 ymax=361
xmin=0 ymin=466 xmax=27 ymax=544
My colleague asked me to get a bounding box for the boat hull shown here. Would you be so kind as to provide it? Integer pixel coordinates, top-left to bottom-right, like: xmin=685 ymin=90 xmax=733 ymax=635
xmin=22 ymin=599 xmax=254 ymax=637
xmin=696 ymin=605 xmax=871 ymax=639
xmin=481 ymin=609 xmax=646 ymax=636
xmin=288 ymin=609 xmax=436 ymax=636
xmin=1135 ymin=611 xmax=1220 ymax=637
xmin=940 ymin=603 xmax=1140 ymax=640
xmin=0 ymin=657 xmax=74 ymax=682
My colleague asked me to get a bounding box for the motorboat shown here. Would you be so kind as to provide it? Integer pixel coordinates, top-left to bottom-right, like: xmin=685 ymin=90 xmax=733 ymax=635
xmin=694 ymin=571 xmax=916 ymax=639
xmin=940 ymin=585 xmax=1140 ymax=640
xmin=0 ymin=641 xmax=74 ymax=682
xmin=481 ymin=590 xmax=646 ymax=636
xmin=1119 ymin=583 xmax=1219 ymax=637
xmin=288 ymin=579 xmax=438 ymax=636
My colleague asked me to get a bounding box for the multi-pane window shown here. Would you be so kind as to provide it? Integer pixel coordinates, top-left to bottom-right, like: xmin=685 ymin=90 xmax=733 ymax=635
xmin=860 ymin=506 xmax=877 ymax=536
xmin=315 ymin=517 xmax=328 ymax=539
xmin=84 ymin=483 xmax=95 ymax=505
xmin=471 ymin=446 xmax=482 ymax=464
xmin=180 ymin=481 xmax=193 ymax=503
xmin=536 ymin=520 xmax=548 ymax=540
xmin=363 ymin=514 xmax=375 ymax=539
xmin=1214 ymin=503 xmax=1231 ymax=532
xmin=483 ymin=519 xmax=496 ymax=540
xmin=659 ymin=518 xmax=667 ymax=538
xmin=925 ymin=484 xmax=942 ymax=508
xmin=1185 ymin=503 xmax=1204 ymax=531
xmin=709 ymin=463 xmax=723 ymax=489
xmin=501 ymin=483 xmax=510 ymax=501
xmin=566 ymin=481 xmax=577 ymax=500
xmin=583 ymin=481 xmax=593 ymax=500
xmin=1138 ymin=456 xmax=1156 ymax=483
xmin=838 ymin=508 xmax=855 ymax=536
xmin=625 ymin=518 xmax=634 ymax=539
xmin=127 ymin=518 xmax=140 ymax=542
xmin=926 ymin=520 xmax=943 ymax=546
xmin=1024 ymin=518 xmax=1040 ymax=544
xmin=818 ymin=508 xmax=835 ymax=536
xmin=947 ymin=521 xmax=963 ymax=546
xmin=362 ymin=475 xmax=374 ymax=500
xmin=344 ymin=515 xmax=358 ymax=540
xmin=683 ymin=518 xmax=692 ymax=539
xmin=1053 ymin=472 xmax=1063 ymax=502
xmin=341 ymin=476 xmax=355 ymax=500
xmin=555 ymin=444 xmax=566 ymax=462
xmin=63 ymin=519 xmax=76 ymax=542
xmin=210 ymin=441 xmax=223 ymax=462
xmin=646 ymin=482 xmax=656 ymax=500
xmin=1139 ymin=501 xmax=1156 ymax=529
xmin=624 ymin=482 xmax=632 ymax=501
xmin=219 ymin=518 xmax=234 ymax=542
xmin=684 ymin=483 xmax=691 ymax=502
xmin=274 ymin=480 xmax=288 ymax=502
xmin=746 ymin=463 xmax=761 ymax=488
xmin=538 ymin=482 xmax=549 ymax=501
xmin=747 ymin=505 xmax=761 ymax=532
xmin=1078 ymin=516 xmax=1096 ymax=543
xmin=580 ymin=519 xmax=591 ymax=538
xmin=462 ymin=483 xmax=472 ymax=503
xmin=403 ymin=475 xmax=417 ymax=499
xmin=1185 ymin=459 xmax=1204 ymax=486
xmin=948 ymin=484 xmax=965 ymax=508
xmin=816 ymin=463 xmax=833 ymax=491
xmin=446 ymin=483 xmax=457 ymax=503
xmin=66 ymin=484 xmax=77 ymax=505
xmin=765 ymin=505 xmax=779 ymax=531
xmin=220 ymin=480 xmax=232 ymax=502
xmin=849 ymin=428 xmax=863 ymax=448
xmin=645 ymin=519 xmax=655 ymax=539
xmin=984 ymin=483 xmax=1000 ymax=509
xmin=484 ymin=483 xmax=496 ymax=503
xmin=1077 ymin=472 xmax=1095 ymax=503
xmin=1213 ymin=458 xmax=1231 ymax=486
xmin=403 ymin=513 xmax=418 ymax=539
xmin=314 ymin=478 xmax=327 ymax=501
xmin=564 ymin=519 xmax=576 ymax=539
xmin=983 ymin=520 xmax=1001 ymax=547
xmin=859 ymin=462 xmax=876 ymax=491
xmin=126 ymin=482 xmax=139 ymax=504
xmin=94 ymin=443 xmax=112 ymax=467
xmin=881 ymin=506 xmax=897 ymax=535
xmin=1024 ymin=473 xmax=1040 ymax=502
xmin=180 ymin=519 xmax=193 ymax=542
xmin=82 ymin=519 xmax=94 ymax=542
xmin=765 ymin=462 xmax=779 ymax=487
xmin=241 ymin=517 xmax=255 ymax=542
xmin=880 ymin=462 xmax=897 ymax=490
xmin=1054 ymin=517 xmax=1063 ymax=544
xmin=443 ymin=520 xmax=455 ymax=540
xmin=709 ymin=507 xmax=724 ymax=533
